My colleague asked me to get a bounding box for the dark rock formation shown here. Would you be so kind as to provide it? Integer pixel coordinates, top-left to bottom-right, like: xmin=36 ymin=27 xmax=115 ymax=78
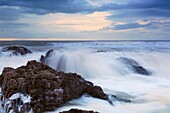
xmin=132 ymin=65 xmax=151 ymax=75
xmin=2 ymin=46 xmax=32 ymax=55
xmin=117 ymin=57 xmax=151 ymax=75
xmin=117 ymin=57 xmax=139 ymax=66
xmin=0 ymin=60 xmax=108 ymax=113
xmin=96 ymin=50 xmax=107 ymax=53
xmin=108 ymin=95 xmax=131 ymax=104
xmin=40 ymin=49 xmax=54 ymax=63
xmin=59 ymin=109 xmax=98 ymax=113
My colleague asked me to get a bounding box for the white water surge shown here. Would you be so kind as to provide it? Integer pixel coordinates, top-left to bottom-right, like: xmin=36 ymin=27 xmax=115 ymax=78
xmin=0 ymin=41 xmax=170 ymax=113
xmin=43 ymin=48 xmax=170 ymax=113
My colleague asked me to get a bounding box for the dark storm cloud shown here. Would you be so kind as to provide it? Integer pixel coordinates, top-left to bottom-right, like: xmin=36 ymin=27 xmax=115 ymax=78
xmin=0 ymin=0 xmax=169 ymax=15
xmin=101 ymin=0 xmax=170 ymax=19
xmin=99 ymin=0 xmax=170 ymax=10
xmin=128 ymin=0 xmax=170 ymax=9
xmin=0 ymin=0 xmax=170 ymax=39
xmin=0 ymin=0 xmax=94 ymax=14
xmin=0 ymin=0 xmax=169 ymax=22
xmin=0 ymin=0 xmax=97 ymax=21
xmin=0 ymin=6 xmax=25 ymax=21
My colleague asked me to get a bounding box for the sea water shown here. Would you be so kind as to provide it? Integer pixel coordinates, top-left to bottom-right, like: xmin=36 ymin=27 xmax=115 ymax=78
xmin=0 ymin=40 xmax=170 ymax=113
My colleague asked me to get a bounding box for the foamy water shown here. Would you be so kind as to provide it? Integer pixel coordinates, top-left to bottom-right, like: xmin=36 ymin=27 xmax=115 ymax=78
xmin=0 ymin=41 xmax=170 ymax=113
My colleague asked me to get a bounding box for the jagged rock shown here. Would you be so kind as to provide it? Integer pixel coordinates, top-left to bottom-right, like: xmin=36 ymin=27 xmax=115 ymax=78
xmin=40 ymin=49 xmax=67 ymax=71
xmin=117 ymin=57 xmax=151 ymax=75
xmin=40 ymin=49 xmax=53 ymax=63
xmin=2 ymin=46 xmax=32 ymax=55
xmin=0 ymin=60 xmax=108 ymax=113
xmin=59 ymin=109 xmax=99 ymax=113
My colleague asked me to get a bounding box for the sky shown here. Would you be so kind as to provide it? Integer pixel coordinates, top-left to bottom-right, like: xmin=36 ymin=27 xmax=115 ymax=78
xmin=0 ymin=0 xmax=170 ymax=40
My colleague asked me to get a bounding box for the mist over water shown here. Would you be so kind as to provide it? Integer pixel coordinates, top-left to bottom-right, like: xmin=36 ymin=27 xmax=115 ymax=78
xmin=0 ymin=41 xmax=170 ymax=113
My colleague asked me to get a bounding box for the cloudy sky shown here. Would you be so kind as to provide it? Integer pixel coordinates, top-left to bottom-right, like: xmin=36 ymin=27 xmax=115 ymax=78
xmin=0 ymin=0 xmax=170 ymax=40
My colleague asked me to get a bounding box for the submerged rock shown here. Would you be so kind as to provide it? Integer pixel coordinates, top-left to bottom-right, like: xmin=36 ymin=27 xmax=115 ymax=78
xmin=108 ymin=95 xmax=131 ymax=104
xmin=117 ymin=57 xmax=151 ymax=75
xmin=96 ymin=50 xmax=107 ymax=53
xmin=0 ymin=60 xmax=108 ymax=113
xmin=132 ymin=65 xmax=151 ymax=75
xmin=2 ymin=46 xmax=32 ymax=55
xmin=59 ymin=109 xmax=99 ymax=113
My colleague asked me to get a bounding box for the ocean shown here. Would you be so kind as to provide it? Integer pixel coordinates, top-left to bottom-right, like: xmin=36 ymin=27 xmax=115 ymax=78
xmin=0 ymin=40 xmax=170 ymax=113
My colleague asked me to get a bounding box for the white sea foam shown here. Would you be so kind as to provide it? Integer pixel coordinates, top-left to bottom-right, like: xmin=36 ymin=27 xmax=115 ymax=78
xmin=44 ymin=48 xmax=170 ymax=113
xmin=4 ymin=93 xmax=31 ymax=113
xmin=9 ymin=93 xmax=31 ymax=103
xmin=0 ymin=52 xmax=45 ymax=74
xmin=0 ymin=41 xmax=170 ymax=113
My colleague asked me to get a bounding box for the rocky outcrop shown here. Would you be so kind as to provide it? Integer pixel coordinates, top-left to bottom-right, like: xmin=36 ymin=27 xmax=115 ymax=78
xmin=40 ymin=49 xmax=53 ymax=63
xmin=117 ymin=57 xmax=151 ymax=75
xmin=0 ymin=60 xmax=108 ymax=113
xmin=2 ymin=46 xmax=32 ymax=55
xmin=59 ymin=109 xmax=98 ymax=113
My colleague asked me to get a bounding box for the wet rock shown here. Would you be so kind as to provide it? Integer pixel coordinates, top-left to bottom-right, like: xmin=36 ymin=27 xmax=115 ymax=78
xmin=3 ymin=93 xmax=31 ymax=113
xmin=108 ymin=95 xmax=131 ymax=105
xmin=0 ymin=60 xmax=108 ymax=113
xmin=132 ymin=65 xmax=151 ymax=75
xmin=117 ymin=57 xmax=151 ymax=75
xmin=60 ymin=109 xmax=99 ymax=113
xmin=117 ymin=57 xmax=139 ymax=66
xmin=2 ymin=46 xmax=32 ymax=55
xmin=40 ymin=49 xmax=68 ymax=71
xmin=96 ymin=50 xmax=107 ymax=53
xmin=40 ymin=49 xmax=54 ymax=63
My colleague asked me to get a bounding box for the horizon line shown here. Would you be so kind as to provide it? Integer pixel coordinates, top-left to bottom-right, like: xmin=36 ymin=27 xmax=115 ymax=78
xmin=0 ymin=38 xmax=169 ymax=41
xmin=0 ymin=39 xmax=170 ymax=42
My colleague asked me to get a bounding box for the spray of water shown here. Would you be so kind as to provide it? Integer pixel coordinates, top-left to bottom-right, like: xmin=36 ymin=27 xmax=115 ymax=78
xmin=1 ymin=46 xmax=170 ymax=113
xmin=43 ymin=48 xmax=170 ymax=113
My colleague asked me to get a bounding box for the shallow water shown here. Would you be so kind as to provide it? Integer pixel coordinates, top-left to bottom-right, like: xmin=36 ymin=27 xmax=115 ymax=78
xmin=0 ymin=41 xmax=170 ymax=113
